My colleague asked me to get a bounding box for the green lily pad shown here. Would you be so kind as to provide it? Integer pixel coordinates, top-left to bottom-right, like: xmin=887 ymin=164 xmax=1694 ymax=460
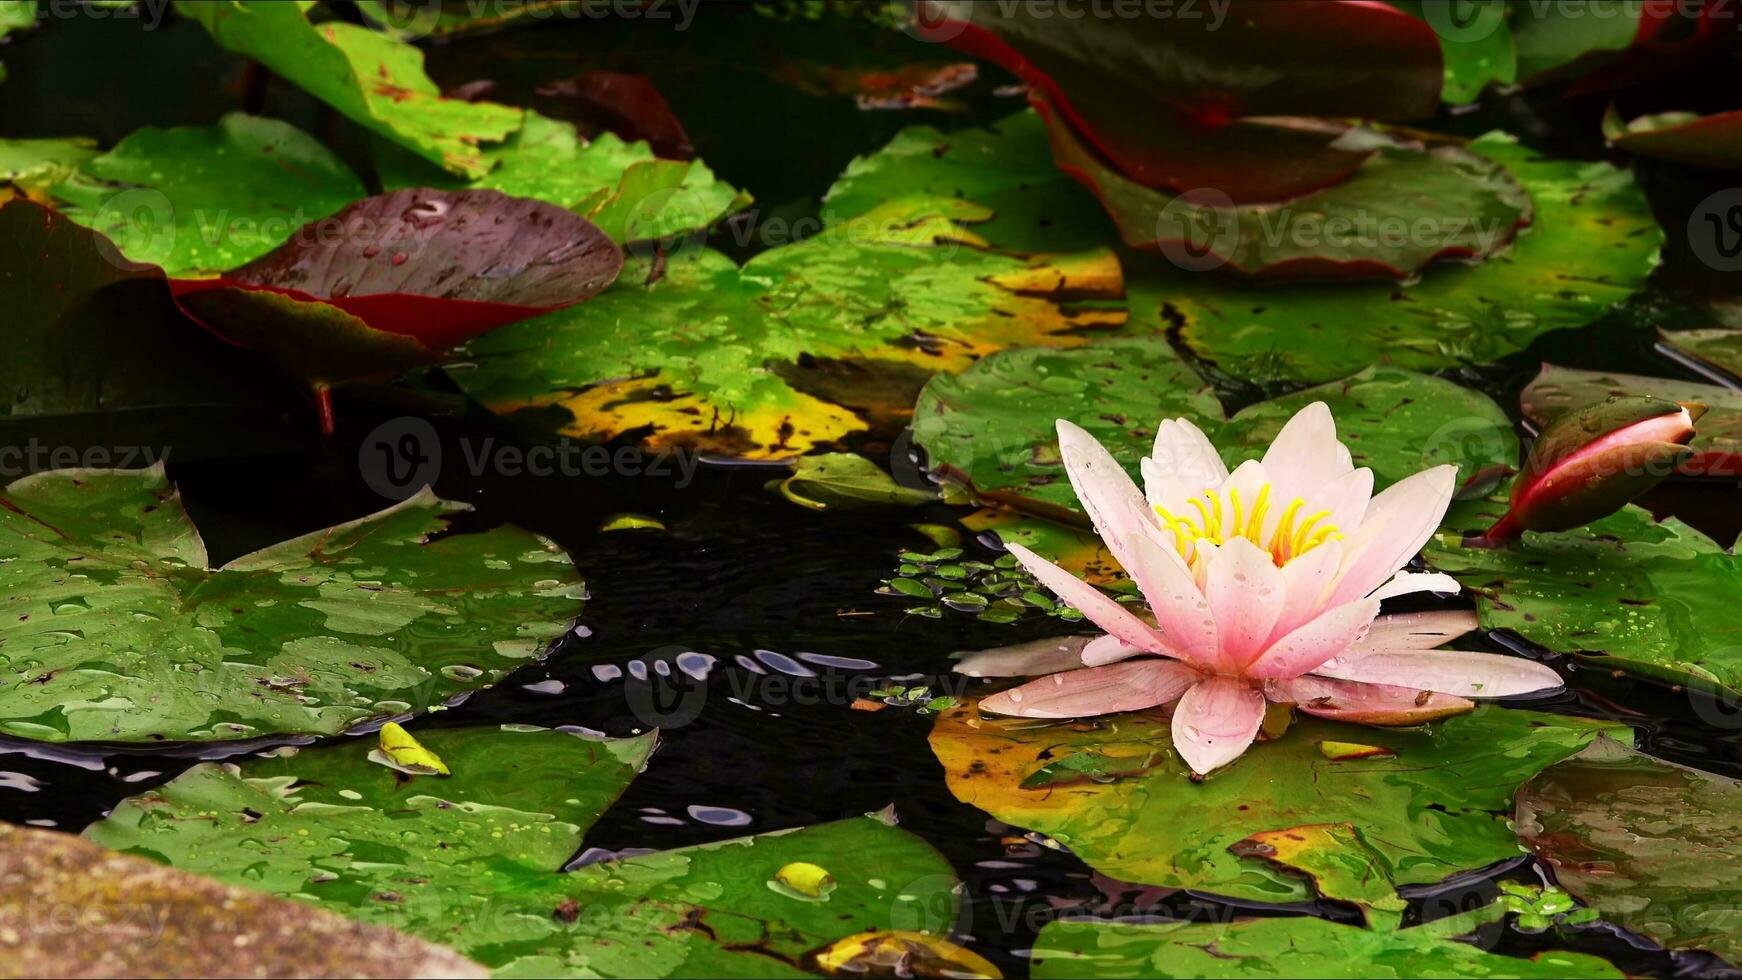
xmin=929 ymin=702 xmax=1624 ymax=909
xmin=1172 ymin=133 xmax=1661 ymax=385
xmin=824 ymin=110 xmax=1111 ymax=253
xmin=176 ymin=1 xmax=521 ymax=178
xmin=85 ymin=724 xmax=962 ymax=977
xmin=1391 ymin=0 xmax=1518 ymax=104
xmin=911 ymin=336 xmax=1220 ymax=520
xmin=1510 ymin=0 xmax=1642 ymax=84
xmin=1521 ymin=363 xmax=1742 ymax=476
xmin=0 ymin=0 xmax=33 ymax=83
xmin=1425 ymin=505 xmax=1742 ymax=698
xmin=912 ymin=336 xmax=1515 ymax=520
xmin=1517 ymin=735 xmax=1742 ymax=965
xmin=1034 ymin=89 xmax=1531 ymax=280
xmin=776 ymin=453 xmax=940 ymax=511
xmin=0 ymin=136 xmax=96 ymax=194
xmin=375 ymin=111 xmax=750 ymax=244
xmin=0 ymin=466 xmax=583 ymax=743
xmin=1662 ymin=327 xmax=1742 ymax=381
xmin=448 ymin=196 xmax=1127 ymax=458
xmin=1029 ymin=905 xmax=1622 ymax=978
xmin=46 ymin=113 xmax=366 ymax=276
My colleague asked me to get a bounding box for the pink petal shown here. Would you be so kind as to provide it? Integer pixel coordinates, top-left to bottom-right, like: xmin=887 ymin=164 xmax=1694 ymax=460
xmin=954 ymin=635 xmax=1099 ymax=678
xmin=1124 ymin=531 xmax=1220 ymax=669
xmin=1203 ymin=536 xmax=1285 ymax=670
xmin=1245 ymin=596 xmax=1381 ymax=679
xmin=1170 ymin=675 xmax=1266 ymax=775
xmin=1266 ymin=539 xmax=1343 ymax=644
xmin=1004 ymin=542 xmax=1170 ymax=656
xmin=1328 ymin=465 xmax=1457 ymax=606
xmin=1260 ymin=402 xmax=1352 ymax=504
xmin=1081 ymin=633 xmax=1146 ymax=667
xmin=1356 ymin=609 xmax=1479 ymax=651
xmin=1057 ymin=419 xmax=1158 ymax=581
xmin=1312 ymin=647 xmax=1563 ymax=698
xmin=979 ymin=659 xmax=1200 ymax=719
xmin=1263 ymin=675 xmax=1474 ymax=725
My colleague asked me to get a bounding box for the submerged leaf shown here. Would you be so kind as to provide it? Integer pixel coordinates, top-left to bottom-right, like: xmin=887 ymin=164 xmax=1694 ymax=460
xmin=1517 ymin=736 xmax=1742 ymax=965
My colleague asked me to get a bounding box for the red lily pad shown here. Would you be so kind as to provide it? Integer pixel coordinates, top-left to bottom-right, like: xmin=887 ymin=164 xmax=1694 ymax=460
xmin=1032 ymin=93 xmax=1529 ymax=280
xmin=919 ymin=0 xmax=1443 ymax=202
xmin=1521 ymin=363 xmax=1742 ymax=477
xmin=1605 ymin=106 xmax=1742 ymax=169
xmin=168 ymin=188 xmax=623 ymax=389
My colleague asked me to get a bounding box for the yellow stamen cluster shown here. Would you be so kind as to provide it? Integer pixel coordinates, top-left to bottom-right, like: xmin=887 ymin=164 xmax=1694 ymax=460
xmin=1154 ymin=484 xmax=1342 ymax=567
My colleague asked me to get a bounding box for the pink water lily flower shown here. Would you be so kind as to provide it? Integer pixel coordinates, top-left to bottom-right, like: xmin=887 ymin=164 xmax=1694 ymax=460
xmin=979 ymin=403 xmax=1563 ymax=776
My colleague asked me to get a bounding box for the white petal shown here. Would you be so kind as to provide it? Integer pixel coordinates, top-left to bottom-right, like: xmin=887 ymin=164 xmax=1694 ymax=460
xmin=1368 ymin=571 xmax=1461 ymax=603
xmin=1245 ymin=596 xmax=1380 ymax=679
xmin=1311 ymin=647 xmax=1563 ymax=698
xmin=1124 ymin=532 xmax=1220 ymax=670
xmin=1170 ymin=675 xmax=1266 ymax=775
xmin=1260 ymin=402 xmax=1351 ymax=503
xmin=1313 ymin=466 xmax=1375 ymax=539
xmin=979 ymin=659 xmax=1200 ymax=718
xmin=1150 ymin=417 xmax=1227 ymax=488
xmin=1263 ymin=675 xmax=1473 ymax=725
xmin=1203 ymin=536 xmax=1285 ymax=671
xmin=1057 ymin=419 xmax=1161 ymax=584
xmin=1356 ymin=609 xmax=1480 ymax=651
xmin=1328 ymin=465 xmax=1457 ymax=606
xmin=1004 ymin=542 xmax=1171 ymax=657
xmin=1081 ymin=633 xmax=1146 ymax=667
xmin=953 ymin=635 xmax=1100 ymax=678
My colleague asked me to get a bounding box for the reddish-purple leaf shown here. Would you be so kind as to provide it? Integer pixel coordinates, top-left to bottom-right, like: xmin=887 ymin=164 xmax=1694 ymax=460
xmin=168 ymin=188 xmax=622 ymax=363
xmin=920 ymin=0 xmax=1443 ymax=202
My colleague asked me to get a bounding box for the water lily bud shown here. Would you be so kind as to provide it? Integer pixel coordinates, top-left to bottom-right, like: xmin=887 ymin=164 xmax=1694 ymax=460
xmin=1479 ymin=396 xmax=1701 ymax=544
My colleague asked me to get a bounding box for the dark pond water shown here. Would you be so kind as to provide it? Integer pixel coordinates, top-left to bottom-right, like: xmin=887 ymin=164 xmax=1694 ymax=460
xmin=5 ymin=6 xmax=1742 ymax=978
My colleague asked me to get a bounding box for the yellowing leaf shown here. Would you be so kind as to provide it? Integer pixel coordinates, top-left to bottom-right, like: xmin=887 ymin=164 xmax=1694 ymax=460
xmin=376 ymin=722 xmax=450 ymax=776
